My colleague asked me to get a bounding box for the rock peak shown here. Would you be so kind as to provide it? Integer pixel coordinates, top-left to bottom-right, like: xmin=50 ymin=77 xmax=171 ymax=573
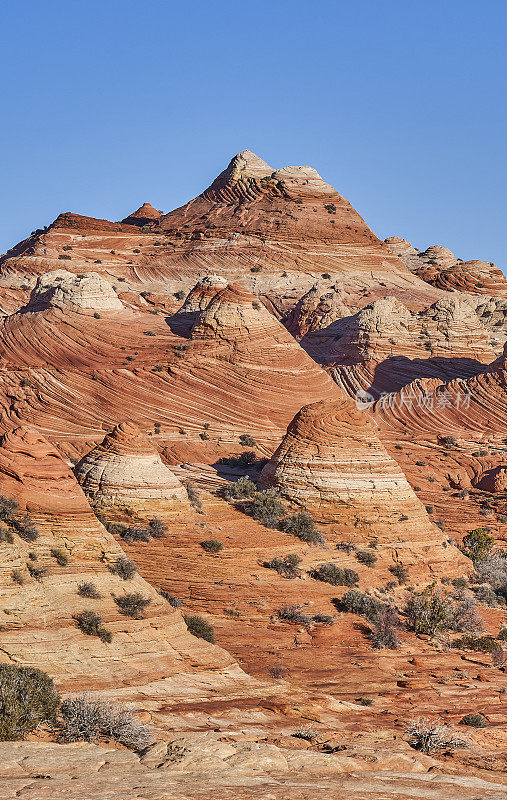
xmin=121 ymin=202 xmax=162 ymax=225
xmin=207 ymin=150 xmax=274 ymax=192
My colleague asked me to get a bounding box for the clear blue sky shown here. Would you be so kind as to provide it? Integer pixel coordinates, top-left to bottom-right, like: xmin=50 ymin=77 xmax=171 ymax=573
xmin=1 ymin=0 xmax=505 ymax=267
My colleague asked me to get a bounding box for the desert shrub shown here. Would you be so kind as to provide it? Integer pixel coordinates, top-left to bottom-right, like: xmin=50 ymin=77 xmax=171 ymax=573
xmin=370 ymin=606 xmax=400 ymax=649
xmin=223 ymin=607 xmax=241 ymax=618
xmin=425 ymin=504 xmax=434 ymax=514
xmin=15 ymin=515 xmax=39 ymax=542
xmin=498 ymin=627 xmax=507 ymax=641
xmin=311 ymin=613 xmax=334 ymax=626
xmin=293 ymin=724 xmax=316 ymax=740
xmin=460 ymin=713 xmax=488 ymax=728
xmin=264 ymin=554 xmax=302 ymax=579
xmin=250 ymin=265 xmax=261 ymax=273
xmin=280 ymin=511 xmax=325 ymax=545
xmin=27 ymin=563 xmax=47 ymax=581
xmin=356 ymin=697 xmax=373 ymax=706
xmin=219 ymin=451 xmax=256 ymax=468
xmin=337 ymin=590 xmax=381 ymax=619
xmin=200 ymin=539 xmax=223 ymax=554
xmin=471 ymin=583 xmax=499 ymax=607
xmin=461 ymin=528 xmax=494 ymax=562
xmin=0 ymin=527 xmax=14 ymax=544
xmin=355 ymin=549 xmax=377 ymax=567
xmin=158 ymin=590 xmax=182 ymax=608
xmin=56 ymin=694 xmax=154 ymax=751
xmin=451 ymin=576 xmax=468 ymax=590
xmin=415 ymin=460 xmax=425 ymax=466
xmin=324 ymin=203 xmax=336 ymax=213
xmin=311 ymin=563 xmax=359 ymax=587
xmin=335 ymin=541 xmax=356 ymax=553
xmin=246 ymin=490 xmax=286 ymax=528
xmin=149 ymin=518 xmax=168 ymax=538
xmin=11 ymin=569 xmax=24 ymax=585
xmin=120 ymin=525 xmax=151 ymax=543
xmin=114 ymin=592 xmax=152 ymax=619
xmin=0 ymin=664 xmax=60 ymax=740
xmin=109 ymin=556 xmax=137 ymax=580
xmin=321 ymin=272 xmax=331 ymax=279
xmin=441 ymin=435 xmax=458 ymax=447
xmin=50 ymin=548 xmax=69 ymax=566
xmin=388 ymin=562 xmax=409 ymax=584
xmin=223 ymin=476 xmax=257 ymax=501
xmin=405 ymin=718 xmax=469 ymax=754
xmin=174 ymin=290 xmax=185 ymax=300
xmin=77 ymin=581 xmax=102 ymax=599
xmin=73 ymin=610 xmax=112 ymax=643
xmin=268 ymin=665 xmax=289 ymax=679
xmin=183 ymin=614 xmax=215 ymax=643
xmin=405 ymin=585 xmax=482 ymax=635
xmin=474 ymin=555 xmax=507 ymax=599
xmin=185 ymin=483 xmax=202 ymax=512
xmin=0 ymin=495 xmax=18 ymax=523
xmin=276 ymin=605 xmax=312 ymax=627
xmin=239 ymin=434 xmax=256 ymax=447
xmin=452 ymin=634 xmax=499 ymax=653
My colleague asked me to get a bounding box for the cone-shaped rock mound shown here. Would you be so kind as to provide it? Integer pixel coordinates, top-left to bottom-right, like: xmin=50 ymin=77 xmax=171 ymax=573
xmin=121 ymin=201 xmax=163 ymax=226
xmin=28 ymin=270 xmax=124 ymax=312
xmin=180 ymin=274 xmax=229 ymax=313
xmin=75 ymin=422 xmax=189 ymax=509
xmin=190 ymin=282 xmax=283 ymax=343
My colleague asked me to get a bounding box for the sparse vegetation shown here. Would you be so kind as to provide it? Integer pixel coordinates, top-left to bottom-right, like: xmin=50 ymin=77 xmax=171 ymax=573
xmin=247 ymin=489 xmax=286 ymax=528
xmin=223 ymin=475 xmax=257 ymax=501
xmin=239 ymin=434 xmax=256 ymax=447
xmin=55 ymin=694 xmax=154 ymax=751
xmin=311 ymin=563 xmax=359 ymax=587
xmin=461 ymin=528 xmax=495 ymax=563
xmin=293 ymin=724 xmax=317 ymax=740
xmin=73 ymin=611 xmax=112 ymax=643
xmin=355 ymin=549 xmax=377 ymax=567
xmin=388 ymin=562 xmax=409 ymax=584
xmin=158 ymin=590 xmax=182 ymax=608
xmin=452 ymin=634 xmax=500 ymax=653
xmin=27 ymin=563 xmax=47 ymax=581
xmin=268 ymin=665 xmax=289 ymax=679
xmin=109 ymin=556 xmax=137 ymax=580
xmin=219 ymin=451 xmax=256 ymax=468
xmin=11 ymin=569 xmax=24 ymax=585
xmin=183 ymin=614 xmax=215 ymax=643
xmin=77 ymin=581 xmax=102 ymax=599
xmin=15 ymin=515 xmax=40 ymax=542
xmin=200 ymin=539 xmax=223 ymax=554
xmin=185 ymin=483 xmax=202 ymax=512
xmin=280 ymin=511 xmax=325 ymax=545
xmin=114 ymin=592 xmax=152 ymax=619
xmin=0 ymin=664 xmax=60 ymax=740
xmin=0 ymin=527 xmax=14 ymax=544
xmin=405 ymin=585 xmax=482 ymax=635
xmin=149 ymin=518 xmax=168 ymax=538
xmin=276 ymin=605 xmax=311 ymax=627
xmin=120 ymin=525 xmax=151 ymax=543
xmin=370 ymin=606 xmax=400 ymax=649
xmin=460 ymin=713 xmax=488 ymax=728
xmin=264 ymin=553 xmax=302 ymax=579
xmin=405 ymin=718 xmax=469 ymax=754
xmin=50 ymin=548 xmax=69 ymax=566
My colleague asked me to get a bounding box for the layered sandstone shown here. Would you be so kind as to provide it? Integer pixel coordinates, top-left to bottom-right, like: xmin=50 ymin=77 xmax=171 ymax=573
xmin=121 ymin=202 xmax=163 ymax=226
xmin=74 ymin=421 xmax=189 ymax=512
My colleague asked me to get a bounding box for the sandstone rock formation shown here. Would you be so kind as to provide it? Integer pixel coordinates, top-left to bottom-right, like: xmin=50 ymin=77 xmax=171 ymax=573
xmin=28 ymin=269 xmax=125 ymax=312
xmin=121 ymin=202 xmax=163 ymax=226
xmin=74 ymin=421 xmax=189 ymax=512
xmin=179 ymin=274 xmax=229 ymax=313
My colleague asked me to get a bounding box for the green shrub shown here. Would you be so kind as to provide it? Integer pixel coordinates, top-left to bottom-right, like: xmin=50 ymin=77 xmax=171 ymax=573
xmin=50 ymin=548 xmax=69 ymax=566
xmin=185 ymin=483 xmax=202 ymax=512
xmin=15 ymin=515 xmax=40 ymax=542
xmin=27 ymin=563 xmax=47 ymax=581
xmin=109 ymin=556 xmax=137 ymax=580
xmin=223 ymin=476 xmax=257 ymax=501
xmin=280 ymin=511 xmax=325 ymax=545
xmin=264 ymin=554 xmax=301 ymax=579
xmin=498 ymin=627 xmax=507 ymax=641
xmin=276 ymin=605 xmax=312 ymax=627
xmin=120 ymin=525 xmax=151 ymax=543
xmin=356 ymin=697 xmax=373 ymax=706
xmin=200 ymin=539 xmax=223 ymax=554
xmin=183 ymin=614 xmax=215 ymax=643
xmin=405 ymin=585 xmax=481 ymax=635
xmin=452 ymin=634 xmax=499 ymax=653
xmin=246 ymin=490 xmax=286 ymax=528
xmin=461 ymin=528 xmax=494 ymax=562
xmin=311 ymin=563 xmax=359 ymax=587
xmin=114 ymin=592 xmax=152 ymax=619
xmin=451 ymin=576 xmax=468 ymax=590
xmin=239 ymin=434 xmax=256 ymax=447
xmin=338 ymin=590 xmax=385 ymax=620
xmin=460 ymin=713 xmax=488 ymax=728
xmin=311 ymin=613 xmax=334 ymax=626
xmin=388 ymin=562 xmax=409 ymax=584
xmin=355 ymin=549 xmax=377 ymax=567
xmin=0 ymin=495 xmax=18 ymax=523
xmin=77 ymin=581 xmax=102 ymax=599
xmin=73 ymin=610 xmax=112 ymax=643
xmin=219 ymin=451 xmax=256 ymax=468
xmin=0 ymin=664 xmax=60 ymax=740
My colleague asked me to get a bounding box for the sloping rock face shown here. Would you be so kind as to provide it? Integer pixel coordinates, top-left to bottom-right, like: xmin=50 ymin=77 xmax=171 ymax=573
xmin=259 ymin=398 xmax=467 ymax=570
xmin=325 ymin=295 xmax=496 ymax=396
xmin=474 ymin=465 xmax=507 ymax=492
xmin=179 ymin=274 xmax=229 ymax=313
xmin=74 ymin=422 xmax=189 ymax=511
xmin=283 ymin=282 xmax=350 ymax=339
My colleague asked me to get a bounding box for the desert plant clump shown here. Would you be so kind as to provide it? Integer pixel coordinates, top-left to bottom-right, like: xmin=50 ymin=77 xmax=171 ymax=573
xmin=0 ymin=494 xmax=18 ymax=524
xmin=280 ymin=511 xmax=325 ymax=545
xmin=356 ymin=697 xmax=373 ymax=706
xmin=276 ymin=605 xmax=312 ymax=627
xmin=183 ymin=614 xmax=215 ymax=643
xmin=55 ymin=694 xmax=154 ymax=751
xmin=311 ymin=563 xmax=359 ymax=587
xmin=223 ymin=475 xmax=257 ymax=501
xmin=405 ymin=585 xmax=482 ymax=636
xmin=264 ymin=553 xmax=302 ymax=579
xmin=77 ymin=581 xmax=102 ymax=599
xmin=474 ymin=554 xmax=507 ymax=601
xmin=461 ymin=528 xmax=495 ymax=562
xmin=355 ymin=549 xmax=377 ymax=567
xmin=338 ymin=589 xmax=387 ymax=620
xmin=311 ymin=613 xmax=334 ymax=626
xmin=452 ymin=634 xmax=500 ymax=653
xmin=14 ymin=514 xmax=40 ymax=542
xmin=27 ymin=563 xmax=47 ymax=581
xmin=246 ymin=489 xmax=286 ymax=528
xmin=219 ymin=451 xmax=256 ymax=469
xmin=200 ymin=539 xmax=223 ymax=554
xmin=50 ymin=548 xmax=69 ymax=566
xmin=119 ymin=525 xmax=151 ymax=543
xmin=335 ymin=541 xmax=356 ymax=553
xmin=268 ymin=665 xmax=290 ymax=679
xmin=158 ymin=589 xmax=182 ymax=607
xmin=460 ymin=713 xmax=488 ymax=728
xmin=0 ymin=527 xmax=14 ymax=544
xmin=148 ymin=518 xmax=168 ymax=538
xmin=451 ymin=576 xmax=468 ymax=590
xmin=0 ymin=664 xmax=60 ymax=740
xmin=109 ymin=556 xmax=137 ymax=580
xmin=239 ymin=433 xmax=257 ymax=447
xmin=370 ymin=606 xmax=400 ymax=649
xmin=185 ymin=483 xmax=202 ymax=512
xmin=405 ymin=718 xmax=469 ymax=754
xmin=293 ymin=724 xmax=317 ymax=740
xmin=114 ymin=592 xmax=152 ymax=619
xmin=388 ymin=562 xmax=409 ymax=584
xmin=73 ymin=610 xmax=112 ymax=643
xmin=11 ymin=568 xmax=25 ymax=585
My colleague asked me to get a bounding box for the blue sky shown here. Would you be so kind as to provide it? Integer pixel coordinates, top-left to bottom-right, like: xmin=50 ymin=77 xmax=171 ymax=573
xmin=1 ymin=0 xmax=505 ymax=266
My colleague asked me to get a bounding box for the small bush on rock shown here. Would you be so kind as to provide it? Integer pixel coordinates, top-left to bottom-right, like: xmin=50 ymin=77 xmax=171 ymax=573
xmin=264 ymin=554 xmax=302 ymax=579
xmin=247 ymin=490 xmax=286 ymax=528
xmin=149 ymin=518 xmax=168 ymax=538
xmin=405 ymin=585 xmax=482 ymax=635
xmin=0 ymin=527 xmax=14 ymax=544
xmin=276 ymin=605 xmax=312 ymax=627
xmin=183 ymin=614 xmax=215 ymax=642
xmin=0 ymin=664 xmax=60 ymax=740
xmin=200 ymin=539 xmax=223 ymax=554
xmin=120 ymin=526 xmax=151 ymax=543
xmin=77 ymin=581 xmax=102 ymax=599
xmin=461 ymin=528 xmax=494 ymax=563
xmin=223 ymin=475 xmax=257 ymax=501
xmin=158 ymin=590 xmax=182 ymax=608
xmin=239 ymin=434 xmax=256 ymax=447
xmin=109 ymin=556 xmax=137 ymax=580
xmin=280 ymin=511 xmax=325 ymax=545
xmin=56 ymin=694 xmax=154 ymax=751
xmin=338 ymin=590 xmax=385 ymax=620
xmin=355 ymin=549 xmax=377 ymax=567
xmin=311 ymin=563 xmax=359 ymax=587
xmin=405 ymin=718 xmax=469 ymax=754
xmin=15 ymin=515 xmax=40 ymax=542
xmin=388 ymin=562 xmax=409 ymax=584
xmin=460 ymin=713 xmax=488 ymax=728
xmin=114 ymin=592 xmax=152 ymax=619
xmin=73 ymin=610 xmax=112 ymax=643
xmin=370 ymin=606 xmax=400 ymax=650
xmin=50 ymin=548 xmax=69 ymax=566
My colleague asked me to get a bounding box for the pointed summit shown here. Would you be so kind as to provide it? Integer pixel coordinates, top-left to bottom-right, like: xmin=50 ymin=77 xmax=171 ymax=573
xmin=206 ymin=150 xmax=274 ymax=193
xmin=121 ymin=202 xmax=163 ymax=226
